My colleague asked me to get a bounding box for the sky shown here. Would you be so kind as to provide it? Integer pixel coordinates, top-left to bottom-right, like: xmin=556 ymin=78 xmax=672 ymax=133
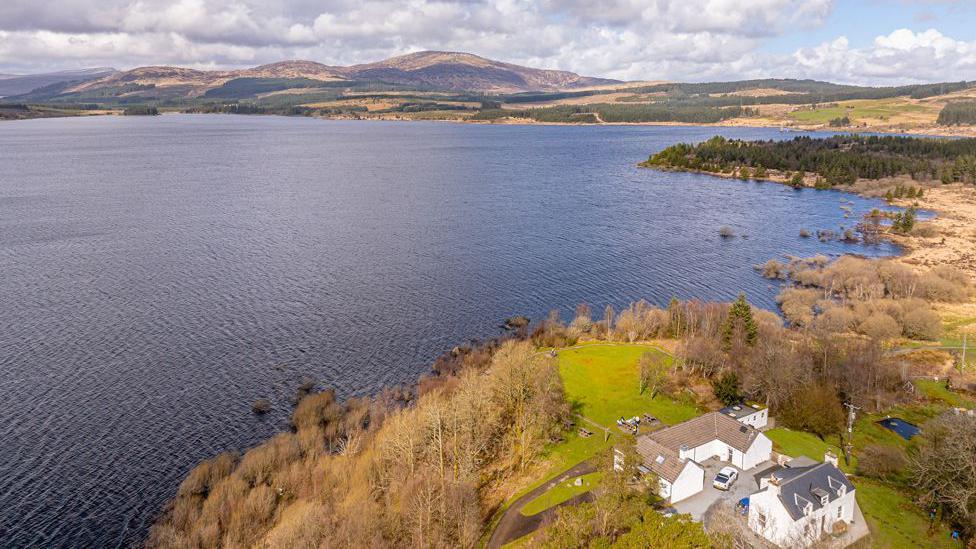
xmin=1 ymin=0 xmax=974 ymax=85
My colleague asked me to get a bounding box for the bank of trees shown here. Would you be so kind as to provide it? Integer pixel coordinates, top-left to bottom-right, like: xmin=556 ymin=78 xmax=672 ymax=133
xmin=122 ymin=105 xmax=159 ymax=116
xmin=148 ymin=340 xmax=570 ymax=548
xmin=937 ymin=101 xmax=976 ymax=126
xmin=644 ymin=135 xmax=976 ymax=187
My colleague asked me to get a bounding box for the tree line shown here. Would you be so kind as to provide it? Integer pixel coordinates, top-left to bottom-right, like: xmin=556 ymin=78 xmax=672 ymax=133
xmin=645 ymin=135 xmax=976 ymax=187
xmin=937 ymin=101 xmax=976 ymax=126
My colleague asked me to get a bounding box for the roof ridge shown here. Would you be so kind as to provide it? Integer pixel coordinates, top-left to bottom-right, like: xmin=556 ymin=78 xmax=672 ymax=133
xmin=781 ymin=462 xmax=829 ymax=486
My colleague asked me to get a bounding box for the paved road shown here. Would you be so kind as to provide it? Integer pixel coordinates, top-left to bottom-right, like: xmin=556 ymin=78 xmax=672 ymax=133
xmin=486 ymin=461 xmax=597 ymax=549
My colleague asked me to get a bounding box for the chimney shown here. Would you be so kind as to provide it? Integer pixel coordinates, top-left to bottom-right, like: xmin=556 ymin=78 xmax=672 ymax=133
xmin=679 ymin=444 xmax=691 ymax=460
xmin=824 ymin=450 xmax=838 ymax=467
xmin=766 ymin=474 xmax=781 ymax=494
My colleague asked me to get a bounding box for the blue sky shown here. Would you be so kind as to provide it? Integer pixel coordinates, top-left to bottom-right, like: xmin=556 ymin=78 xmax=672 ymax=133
xmin=766 ymin=0 xmax=976 ymax=53
xmin=1 ymin=0 xmax=974 ymax=84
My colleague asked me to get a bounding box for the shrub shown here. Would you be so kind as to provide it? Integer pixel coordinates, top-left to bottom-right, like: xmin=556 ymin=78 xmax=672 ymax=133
xmin=857 ymin=444 xmax=907 ymax=480
xmin=901 ymin=307 xmax=942 ymax=340
xmin=777 ymin=288 xmax=820 ymax=327
xmin=828 ymin=116 xmax=851 ymax=127
xmin=815 ymin=306 xmax=856 ymax=333
xmin=858 ymin=312 xmax=901 ymax=340
xmin=719 ymin=226 xmax=734 ymax=238
xmin=919 ymin=267 xmax=971 ymax=302
xmin=759 ymin=259 xmax=787 ymax=279
xmin=252 ymin=398 xmax=272 ymax=414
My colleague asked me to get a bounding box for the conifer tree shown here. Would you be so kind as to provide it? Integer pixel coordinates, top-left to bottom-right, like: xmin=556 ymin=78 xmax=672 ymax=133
xmin=722 ymin=293 xmax=758 ymax=350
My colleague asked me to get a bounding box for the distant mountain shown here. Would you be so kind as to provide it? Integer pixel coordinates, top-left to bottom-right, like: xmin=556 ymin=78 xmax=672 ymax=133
xmin=0 ymin=68 xmax=116 ymax=97
xmin=338 ymin=51 xmax=618 ymax=92
xmin=14 ymin=51 xmax=618 ymax=102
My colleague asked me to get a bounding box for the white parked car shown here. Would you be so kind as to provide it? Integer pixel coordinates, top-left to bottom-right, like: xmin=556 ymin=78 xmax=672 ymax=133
xmin=713 ymin=467 xmax=738 ymax=490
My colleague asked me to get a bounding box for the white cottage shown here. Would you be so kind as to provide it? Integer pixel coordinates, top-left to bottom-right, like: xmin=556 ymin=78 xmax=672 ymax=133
xmin=618 ymin=411 xmax=773 ymax=503
xmin=631 ymin=437 xmax=705 ymax=503
xmin=719 ymin=401 xmax=769 ymax=429
xmin=748 ymin=460 xmax=858 ymax=547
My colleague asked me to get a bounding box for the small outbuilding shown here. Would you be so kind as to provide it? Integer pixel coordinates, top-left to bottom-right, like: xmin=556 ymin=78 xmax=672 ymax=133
xmin=719 ymin=402 xmax=769 ymax=430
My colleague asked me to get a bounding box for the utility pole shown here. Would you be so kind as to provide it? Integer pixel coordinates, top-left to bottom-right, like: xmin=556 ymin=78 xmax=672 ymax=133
xmin=842 ymin=401 xmax=860 ymax=466
xmin=844 ymin=401 xmax=859 ymax=435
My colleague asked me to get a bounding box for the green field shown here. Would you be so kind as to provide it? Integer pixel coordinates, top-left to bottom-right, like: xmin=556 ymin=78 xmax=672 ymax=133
xmin=788 ymin=99 xmax=931 ymax=124
xmin=856 ymin=478 xmax=958 ymax=548
xmin=520 ymin=472 xmax=603 ymax=516
xmin=557 ymin=344 xmax=701 ymax=427
xmin=765 ymin=427 xmax=854 ymax=473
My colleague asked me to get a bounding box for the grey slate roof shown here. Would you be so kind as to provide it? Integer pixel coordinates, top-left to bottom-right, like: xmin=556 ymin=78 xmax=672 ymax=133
xmin=770 ymin=462 xmax=855 ymax=521
xmin=649 ymin=411 xmax=761 ymax=453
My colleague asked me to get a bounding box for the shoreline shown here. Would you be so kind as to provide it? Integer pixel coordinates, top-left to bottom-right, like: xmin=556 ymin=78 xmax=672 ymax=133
xmin=5 ymin=109 xmax=976 ymax=138
xmin=638 ymin=162 xmax=976 ymax=284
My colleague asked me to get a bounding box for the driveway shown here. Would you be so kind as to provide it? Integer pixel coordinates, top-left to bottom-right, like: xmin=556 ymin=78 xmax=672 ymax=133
xmin=673 ymin=458 xmax=778 ymax=520
xmin=486 ymin=461 xmax=597 ymax=549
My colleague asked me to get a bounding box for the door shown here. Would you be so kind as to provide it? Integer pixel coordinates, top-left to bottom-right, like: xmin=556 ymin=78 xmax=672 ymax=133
xmin=727 ymin=447 xmax=733 ymax=462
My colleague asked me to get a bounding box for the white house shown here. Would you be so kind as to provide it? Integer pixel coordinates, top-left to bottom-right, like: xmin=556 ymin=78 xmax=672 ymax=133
xmin=631 ymin=437 xmax=705 ymax=503
xmin=719 ymin=402 xmax=769 ymax=430
xmin=748 ymin=458 xmax=859 ymax=547
xmin=619 ymin=411 xmax=772 ymax=503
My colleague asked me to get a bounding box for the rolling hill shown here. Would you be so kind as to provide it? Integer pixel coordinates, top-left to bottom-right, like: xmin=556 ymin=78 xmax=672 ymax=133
xmin=9 ymin=51 xmax=618 ymax=103
xmin=0 ymin=67 xmax=116 ymax=98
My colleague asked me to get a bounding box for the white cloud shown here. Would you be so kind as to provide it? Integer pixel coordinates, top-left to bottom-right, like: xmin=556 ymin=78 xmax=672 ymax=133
xmin=789 ymin=28 xmax=976 ymax=84
xmin=0 ymin=0 xmax=973 ymax=85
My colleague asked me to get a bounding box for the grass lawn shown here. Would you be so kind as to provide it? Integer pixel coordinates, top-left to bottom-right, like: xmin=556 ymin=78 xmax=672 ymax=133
xmin=536 ymin=430 xmax=612 ymax=480
xmin=764 ymin=427 xmax=854 ymax=473
xmin=855 ymin=478 xmax=958 ymax=548
xmin=557 ymin=344 xmax=701 ymax=427
xmin=520 ymin=471 xmax=603 ymax=516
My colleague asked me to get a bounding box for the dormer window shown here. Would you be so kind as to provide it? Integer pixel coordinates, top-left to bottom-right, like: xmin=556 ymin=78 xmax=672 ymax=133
xmin=804 ymin=503 xmax=813 ymax=516
xmin=838 ymin=485 xmax=846 ymax=497
xmin=811 ymin=487 xmax=829 ymax=507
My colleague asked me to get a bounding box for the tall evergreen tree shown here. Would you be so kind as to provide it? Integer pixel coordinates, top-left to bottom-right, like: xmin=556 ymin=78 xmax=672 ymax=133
xmin=722 ymin=293 xmax=758 ymax=350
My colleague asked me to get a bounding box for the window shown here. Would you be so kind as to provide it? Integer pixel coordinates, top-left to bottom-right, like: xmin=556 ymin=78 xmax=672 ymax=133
xmin=758 ymin=512 xmax=767 ymax=529
xmin=837 ymin=505 xmax=843 ymax=519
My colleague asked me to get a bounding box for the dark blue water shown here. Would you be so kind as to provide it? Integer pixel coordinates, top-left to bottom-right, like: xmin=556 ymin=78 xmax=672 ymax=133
xmin=877 ymin=417 xmax=921 ymax=440
xmin=0 ymin=115 xmax=900 ymax=547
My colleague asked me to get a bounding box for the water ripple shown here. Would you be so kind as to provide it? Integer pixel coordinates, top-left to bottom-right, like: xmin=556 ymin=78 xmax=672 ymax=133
xmin=0 ymin=116 xmax=898 ymax=547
